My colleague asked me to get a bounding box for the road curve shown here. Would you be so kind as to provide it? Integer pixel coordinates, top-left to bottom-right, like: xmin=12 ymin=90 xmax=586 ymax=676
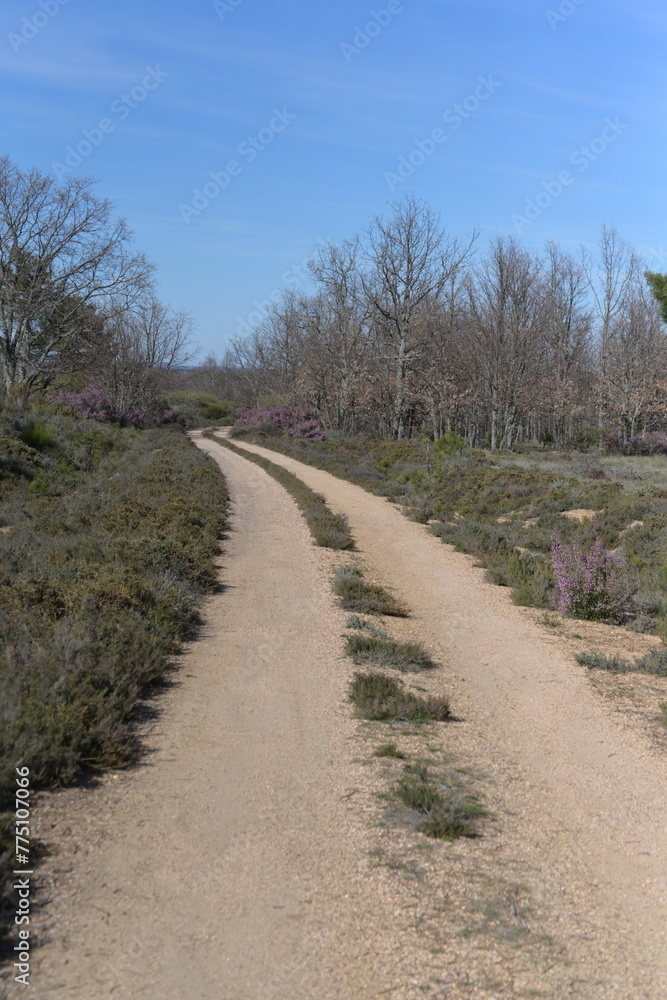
xmin=6 ymin=434 xmax=409 ymax=1000
xmin=225 ymin=432 xmax=667 ymax=998
xmin=5 ymin=430 xmax=667 ymax=1000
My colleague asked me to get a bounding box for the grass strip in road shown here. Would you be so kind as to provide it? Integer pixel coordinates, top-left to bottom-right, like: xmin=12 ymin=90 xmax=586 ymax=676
xmin=345 ymin=615 xmax=391 ymax=639
xmin=345 ymin=634 xmax=435 ymax=672
xmin=395 ymin=762 xmax=483 ymax=840
xmin=350 ymin=671 xmax=451 ymax=722
xmin=211 ymin=436 xmax=355 ymax=551
xmin=334 ymin=566 xmax=408 ymax=616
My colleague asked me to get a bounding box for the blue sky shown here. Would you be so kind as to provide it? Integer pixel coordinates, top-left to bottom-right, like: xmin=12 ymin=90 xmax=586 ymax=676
xmin=1 ymin=0 xmax=665 ymax=359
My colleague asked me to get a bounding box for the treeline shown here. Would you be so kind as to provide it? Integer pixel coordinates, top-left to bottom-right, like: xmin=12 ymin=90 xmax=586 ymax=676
xmin=0 ymin=157 xmax=193 ymax=414
xmin=199 ymin=196 xmax=667 ymax=448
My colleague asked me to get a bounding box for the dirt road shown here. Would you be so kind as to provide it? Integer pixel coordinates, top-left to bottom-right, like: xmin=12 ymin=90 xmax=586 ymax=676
xmin=4 ymin=432 xmax=667 ymax=999
xmin=5 ymin=435 xmax=416 ymax=999
xmin=220 ymin=435 xmax=667 ymax=997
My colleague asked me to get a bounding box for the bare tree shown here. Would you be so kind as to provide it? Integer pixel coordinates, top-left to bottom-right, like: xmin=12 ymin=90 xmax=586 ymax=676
xmin=582 ymin=225 xmax=640 ymax=443
xmin=93 ymin=296 xmax=194 ymax=413
xmin=305 ymin=240 xmax=370 ymax=433
xmin=539 ymin=241 xmax=592 ymax=444
xmin=603 ymin=279 xmax=667 ymax=442
xmin=467 ymin=237 xmax=545 ymax=450
xmin=360 ymin=195 xmax=477 ymax=438
xmin=222 ymin=203 xmax=667 ymax=449
xmin=0 ymin=158 xmax=152 ymax=395
xmin=224 ymin=326 xmax=281 ymax=406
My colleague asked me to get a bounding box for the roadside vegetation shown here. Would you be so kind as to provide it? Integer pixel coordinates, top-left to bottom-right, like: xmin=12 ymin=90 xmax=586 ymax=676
xmin=337 ymin=565 xmax=488 ymax=839
xmin=575 ymin=648 xmax=667 ymax=675
xmin=231 ymin=428 xmax=667 ymax=638
xmin=0 ymin=409 xmax=228 ymax=942
xmin=166 ymin=391 xmax=237 ymax=428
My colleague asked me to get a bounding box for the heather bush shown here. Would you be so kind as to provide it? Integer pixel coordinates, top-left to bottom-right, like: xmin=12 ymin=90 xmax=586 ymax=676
xmin=50 ymin=387 xmax=116 ymax=422
xmin=576 ymin=648 xmax=667 ymax=676
xmin=551 ymin=536 xmax=636 ymax=623
xmin=333 ymin=567 xmax=408 ymax=616
xmin=624 ymin=431 xmax=667 ymax=456
xmin=606 ymin=429 xmax=667 ymax=456
xmin=234 ymin=405 xmax=325 ymax=440
xmin=0 ymin=416 xmax=228 ymax=942
xmin=49 ymin=387 xmax=186 ymax=429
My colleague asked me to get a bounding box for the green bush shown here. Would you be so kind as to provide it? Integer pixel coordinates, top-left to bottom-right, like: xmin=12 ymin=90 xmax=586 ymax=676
xmin=575 ymin=648 xmax=667 ymax=676
xmin=0 ymin=421 xmax=227 ymax=801
xmin=434 ymin=431 xmax=465 ymax=455
xmin=0 ymin=414 xmax=229 ymax=947
xmin=20 ymin=422 xmax=56 ymax=451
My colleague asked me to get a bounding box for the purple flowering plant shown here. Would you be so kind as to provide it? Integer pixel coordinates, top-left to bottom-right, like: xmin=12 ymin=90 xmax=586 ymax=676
xmin=49 ymin=388 xmax=185 ymax=428
xmin=235 ymin=405 xmax=325 ymax=440
xmin=550 ymin=535 xmax=636 ymax=624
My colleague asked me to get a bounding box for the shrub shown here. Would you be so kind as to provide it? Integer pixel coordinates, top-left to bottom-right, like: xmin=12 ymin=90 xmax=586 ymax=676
xmin=349 ymin=671 xmax=451 ymax=722
xmin=333 ymin=568 xmax=408 ymax=616
xmin=48 ymin=388 xmax=183 ymax=429
xmin=0 ymin=419 xmax=228 ymax=947
xmin=624 ymin=431 xmax=667 ymax=456
xmin=374 ymin=742 xmax=406 ymax=759
xmin=396 ymin=763 xmax=480 ymax=840
xmin=434 ymin=431 xmax=465 ymax=455
xmin=235 ymin=405 xmax=325 ymax=440
xmin=575 ymin=647 xmax=667 ymax=676
xmin=0 ymin=425 xmax=228 ymax=804
xmin=19 ymin=422 xmax=56 ymax=451
xmin=50 ymin=387 xmax=116 ymax=422
xmin=344 ymin=634 xmax=434 ymax=672
xmin=574 ymin=651 xmax=632 ymax=672
xmin=551 ymin=536 xmax=636 ymax=623
xmin=345 ymin=615 xmax=390 ymax=639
